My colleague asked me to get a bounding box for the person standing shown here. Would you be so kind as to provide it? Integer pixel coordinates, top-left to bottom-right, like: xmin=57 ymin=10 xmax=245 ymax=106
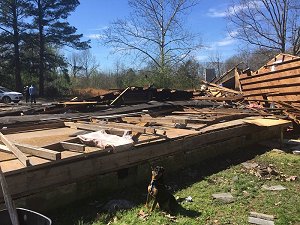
xmin=29 ymin=84 xmax=36 ymax=104
xmin=23 ymin=86 xmax=29 ymax=103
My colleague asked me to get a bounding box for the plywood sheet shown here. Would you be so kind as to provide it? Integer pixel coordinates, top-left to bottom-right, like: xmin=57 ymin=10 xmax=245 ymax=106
xmin=6 ymin=128 xmax=79 ymax=147
xmin=242 ymin=118 xmax=291 ymax=127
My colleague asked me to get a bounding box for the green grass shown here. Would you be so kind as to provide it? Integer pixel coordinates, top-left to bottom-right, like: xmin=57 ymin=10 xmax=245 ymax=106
xmin=50 ymin=147 xmax=300 ymax=225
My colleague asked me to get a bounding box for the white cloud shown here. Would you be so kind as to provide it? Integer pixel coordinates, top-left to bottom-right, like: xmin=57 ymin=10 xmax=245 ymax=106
xmin=207 ymin=8 xmax=227 ymax=18
xmin=216 ymin=38 xmax=235 ymax=46
xmin=204 ymin=31 xmax=238 ymax=50
xmin=196 ymin=55 xmax=208 ymax=61
xmin=207 ymin=1 xmax=261 ymax=18
xmin=215 ymin=31 xmax=238 ymax=47
xmin=89 ymin=26 xmax=109 ymax=31
xmin=228 ymin=30 xmax=238 ymax=37
xmin=85 ymin=34 xmax=105 ymax=39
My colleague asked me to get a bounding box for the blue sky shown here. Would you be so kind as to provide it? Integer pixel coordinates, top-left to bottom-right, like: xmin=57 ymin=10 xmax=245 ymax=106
xmin=68 ymin=0 xmax=240 ymax=71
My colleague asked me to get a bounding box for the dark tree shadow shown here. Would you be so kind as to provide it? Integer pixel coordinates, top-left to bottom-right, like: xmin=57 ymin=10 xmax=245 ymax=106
xmin=173 ymin=204 xmax=201 ymax=218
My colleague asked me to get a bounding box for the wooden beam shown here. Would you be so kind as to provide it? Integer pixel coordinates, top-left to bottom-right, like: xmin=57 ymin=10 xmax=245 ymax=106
xmin=64 ymin=122 xmax=131 ymax=136
xmin=0 ymin=166 xmax=20 ymax=225
xmin=104 ymin=122 xmax=156 ymax=134
xmin=58 ymin=101 xmax=98 ymax=105
xmin=191 ymin=95 xmax=243 ymax=101
xmin=202 ymin=80 xmax=241 ymax=94
xmin=0 ymin=132 xmax=30 ymax=167
xmin=123 ymin=116 xmax=187 ymax=125
xmin=60 ymin=142 xmax=85 ymax=152
xmin=0 ymin=144 xmax=9 ymax=153
xmin=110 ymin=87 xmax=130 ymax=105
xmin=14 ymin=143 xmax=61 ymax=160
xmin=240 ymin=65 xmax=300 ymax=81
xmin=242 ymin=77 xmax=300 ymax=90
xmin=0 ymin=122 xmax=65 ymax=135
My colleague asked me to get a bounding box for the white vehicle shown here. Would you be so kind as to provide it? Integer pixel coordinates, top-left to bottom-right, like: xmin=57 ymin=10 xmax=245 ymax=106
xmin=0 ymin=86 xmax=23 ymax=103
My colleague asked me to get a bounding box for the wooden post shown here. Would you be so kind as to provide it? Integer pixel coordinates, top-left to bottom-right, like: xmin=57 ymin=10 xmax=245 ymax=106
xmin=280 ymin=127 xmax=284 ymax=148
xmin=0 ymin=166 xmax=20 ymax=225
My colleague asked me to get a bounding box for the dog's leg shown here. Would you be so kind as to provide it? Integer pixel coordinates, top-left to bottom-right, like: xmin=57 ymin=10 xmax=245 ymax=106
xmin=145 ymin=193 xmax=151 ymax=208
xmin=150 ymin=198 xmax=158 ymax=212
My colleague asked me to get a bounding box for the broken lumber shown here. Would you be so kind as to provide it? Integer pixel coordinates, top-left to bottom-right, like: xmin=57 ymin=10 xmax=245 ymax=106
xmin=60 ymin=142 xmax=85 ymax=152
xmin=0 ymin=166 xmax=20 ymax=225
xmin=0 ymin=132 xmax=30 ymax=167
xmin=14 ymin=143 xmax=61 ymax=160
xmin=110 ymin=87 xmax=130 ymax=105
xmin=123 ymin=116 xmax=187 ymax=125
xmin=202 ymin=80 xmax=242 ymax=95
xmin=64 ymin=122 xmax=130 ymax=136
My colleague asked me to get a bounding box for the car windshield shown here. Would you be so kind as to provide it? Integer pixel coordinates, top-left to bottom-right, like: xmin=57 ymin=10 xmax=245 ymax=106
xmin=0 ymin=87 xmax=13 ymax=92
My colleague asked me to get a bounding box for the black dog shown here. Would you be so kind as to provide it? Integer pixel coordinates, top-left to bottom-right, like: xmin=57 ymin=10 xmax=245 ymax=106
xmin=145 ymin=166 xmax=177 ymax=212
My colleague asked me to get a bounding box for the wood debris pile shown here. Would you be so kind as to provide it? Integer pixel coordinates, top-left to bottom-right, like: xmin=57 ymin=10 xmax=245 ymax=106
xmin=212 ymin=53 xmax=300 ymax=126
xmin=241 ymin=162 xmax=298 ymax=182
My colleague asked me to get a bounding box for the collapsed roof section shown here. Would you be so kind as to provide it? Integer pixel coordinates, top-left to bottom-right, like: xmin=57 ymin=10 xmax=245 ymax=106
xmin=240 ymin=53 xmax=300 ymax=104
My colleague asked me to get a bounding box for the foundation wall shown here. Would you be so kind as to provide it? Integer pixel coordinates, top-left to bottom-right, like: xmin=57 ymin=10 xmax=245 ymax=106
xmin=4 ymin=126 xmax=281 ymax=212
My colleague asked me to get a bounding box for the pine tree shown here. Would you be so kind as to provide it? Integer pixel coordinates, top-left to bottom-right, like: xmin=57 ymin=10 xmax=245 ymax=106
xmin=28 ymin=0 xmax=90 ymax=96
xmin=0 ymin=0 xmax=28 ymax=91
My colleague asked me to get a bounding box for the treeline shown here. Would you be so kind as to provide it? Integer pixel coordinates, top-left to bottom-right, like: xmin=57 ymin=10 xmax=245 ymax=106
xmin=71 ymin=48 xmax=278 ymax=93
xmin=71 ymin=58 xmax=205 ymax=91
xmin=0 ymin=0 xmax=89 ymax=96
xmin=0 ymin=0 xmax=282 ymax=97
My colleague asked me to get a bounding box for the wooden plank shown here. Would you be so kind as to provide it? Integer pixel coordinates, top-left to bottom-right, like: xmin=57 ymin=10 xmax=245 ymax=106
xmin=0 ymin=144 xmax=9 ymax=153
xmin=64 ymin=122 xmax=130 ymax=136
xmin=234 ymin=67 xmax=242 ymax=91
xmin=110 ymin=87 xmax=130 ymax=105
xmin=14 ymin=143 xmax=61 ymax=160
xmin=243 ymin=86 xmax=300 ymax=97
xmin=58 ymin=101 xmax=98 ymax=105
xmin=240 ymin=68 xmax=300 ymax=86
xmin=60 ymin=142 xmax=85 ymax=152
xmin=123 ymin=116 xmax=187 ymax=125
xmin=283 ymin=139 xmax=300 ymax=145
xmin=246 ymin=94 xmax=298 ymax=103
xmin=240 ymin=63 xmax=300 ymax=81
xmin=0 ymin=166 xmax=20 ymax=225
xmin=203 ymin=80 xmax=241 ymax=94
xmin=242 ymin=118 xmax=291 ymax=127
xmin=0 ymin=122 xmax=65 ymax=135
xmin=192 ymin=95 xmax=243 ymax=101
xmin=0 ymin=133 xmax=30 ymax=167
xmin=242 ymin=77 xmax=300 ymax=91
xmin=102 ymin=122 xmax=156 ymax=134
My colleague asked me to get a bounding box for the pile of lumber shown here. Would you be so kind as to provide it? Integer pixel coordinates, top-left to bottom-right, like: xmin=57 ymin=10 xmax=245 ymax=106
xmin=193 ymin=80 xmax=243 ymax=102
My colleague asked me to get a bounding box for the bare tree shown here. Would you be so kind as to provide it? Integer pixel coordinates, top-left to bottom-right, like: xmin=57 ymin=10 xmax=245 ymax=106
xmin=228 ymin=0 xmax=300 ymax=55
xmin=208 ymin=51 xmax=224 ymax=77
xmin=103 ymin=0 xmax=201 ymax=76
xmin=69 ymin=50 xmax=99 ymax=78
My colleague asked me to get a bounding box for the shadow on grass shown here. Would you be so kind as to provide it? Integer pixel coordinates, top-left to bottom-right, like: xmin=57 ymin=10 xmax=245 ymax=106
xmin=174 ymin=204 xmax=201 ymax=218
xmin=48 ymin=144 xmax=270 ymax=224
xmin=165 ymin=144 xmax=270 ymax=191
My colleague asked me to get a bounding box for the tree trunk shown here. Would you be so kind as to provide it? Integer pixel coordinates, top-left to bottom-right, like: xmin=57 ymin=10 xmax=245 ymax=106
xmin=12 ymin=3 xmax=22 ymax=92
xmin=38 ymin=0 xmax=44 ymax=96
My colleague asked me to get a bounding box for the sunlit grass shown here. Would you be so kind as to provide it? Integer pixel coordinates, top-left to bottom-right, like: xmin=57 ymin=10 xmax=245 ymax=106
xmin=51 ymin=149 xmax=300 ymax=225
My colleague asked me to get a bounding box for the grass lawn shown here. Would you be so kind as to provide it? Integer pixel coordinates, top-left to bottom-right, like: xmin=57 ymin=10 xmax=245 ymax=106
xmin=50 ymin=145 xmax=300 ymax=225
